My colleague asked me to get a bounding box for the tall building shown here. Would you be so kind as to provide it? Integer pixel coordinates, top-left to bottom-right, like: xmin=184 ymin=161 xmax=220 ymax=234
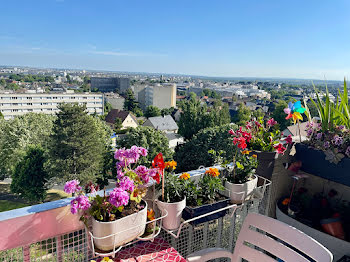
xmin=0 ymin=91 xmax=104 ymax=120
xmin=91 ymin=77 xmax=130 ymax=93
xmin=133 ymin=84 xmax=176 ymax=110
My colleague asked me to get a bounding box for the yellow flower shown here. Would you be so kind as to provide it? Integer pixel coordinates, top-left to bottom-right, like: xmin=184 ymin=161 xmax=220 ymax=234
xmin=147 ymin=209 xmax=155 ymax=221
xmin=242 ymin=150 xmax=251 ymax=155
xmin=179 ymin=173 xmax=190 ymax=180
xmin=252 ymin=154 xmax=257 ymax=158
xmin=165 ymin=160 xmax=177 ymax=170
xmin=205 ymin=168 xmax=220 ymax=177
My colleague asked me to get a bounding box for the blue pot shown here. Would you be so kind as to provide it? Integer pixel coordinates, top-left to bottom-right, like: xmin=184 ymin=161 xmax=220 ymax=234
xmin=295 ymin=143 xmax=350 ymax=187
xmin=182 ymin=197 xmax=230 ymax=225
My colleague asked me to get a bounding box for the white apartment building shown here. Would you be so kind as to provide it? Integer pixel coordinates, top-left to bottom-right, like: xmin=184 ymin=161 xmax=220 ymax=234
xmin=133 ymin=83 xmax=176 ymax=110
xmin=0 ymin=91 xmax=104 ymax=120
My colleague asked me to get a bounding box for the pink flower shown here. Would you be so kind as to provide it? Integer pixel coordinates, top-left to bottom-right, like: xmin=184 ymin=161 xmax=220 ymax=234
xmin=64 ymin=180 xmax=82 ymax=194
xmin=233 ymin=136 xmax=247 ymax=149
xmin=76 ymin=195 xmax=91 ymax=210
xmin=118 ymin=176 xmax=135 ymax=192
xmin=285 ymin=135 xmax=293 ymax=145
xmin=267 ymin=118 xmax=277 ymax=127
xmin=109 ymin=188 xmax=129 ymax=208
xmin=274 ymin=143 xmax=286 ymax=154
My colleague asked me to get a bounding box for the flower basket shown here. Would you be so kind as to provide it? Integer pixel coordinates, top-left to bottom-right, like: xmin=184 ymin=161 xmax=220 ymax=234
xmin=295 ymin=143 xmax=350 ymax=187
xmin=92 ymin=200 xmax=147 ymax=251
xmin=182 ymin=195 xmax=230 ymax=225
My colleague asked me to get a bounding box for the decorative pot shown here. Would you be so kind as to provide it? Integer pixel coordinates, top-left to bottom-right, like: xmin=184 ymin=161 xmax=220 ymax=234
xmin=224 ymin=175 xmax=258 ymax=204
xmin=182 ymin=196 xmax=230 ymax=225
xmin=252 ymin=151 xmax=278 ymax=180
xmin=156 ymin=197 xmax=186 ymax=230
xmin=320 ymin=217 xmax=345 ymax=240
xmin=295 ymin=143 xmax=350 ymax=187
xmin=92 ymin=200 xmax=147 ymax=251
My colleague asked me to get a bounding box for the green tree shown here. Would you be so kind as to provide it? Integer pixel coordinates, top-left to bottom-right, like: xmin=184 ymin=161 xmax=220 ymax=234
xmin=252 ymin=108 xmax=265 ymax=119
xmin=0 ymin=113 xmax=55 ymax=180
xmin=5 ymin=83 xmax=20 ymax=90
xmin=11 ymin=145 xmax=48 ymax=202
xmin=48 ymin=103 xmax=111 ymax=184
xmin=114 ymin=117 xmax=123 ymax=132
xmin=175 ymin=123 xmax=238 ymax=172
xmin=160 ymin=107 xmax=174 ymax=116
xmin=232 ymin=103 xmax=251 ymax=126
xmin=178 ymin=97 xmax=230 ymax=140
xmin=104 ymin=102 xmax=113 ymax=115
xmin=123 ymin=88 xmax=140 ymax=113
xmin=0 ymin=112 xmax=3 ymax=119
xmin=145 ymin=105 xmax=161 ymax=118
xmin=272 ymin=100 xmax=292 ymax=130
xmin=118 ymin=126 xmax=172 ymax=166
xmin=0 ymin=79 xmax=6 ymax=86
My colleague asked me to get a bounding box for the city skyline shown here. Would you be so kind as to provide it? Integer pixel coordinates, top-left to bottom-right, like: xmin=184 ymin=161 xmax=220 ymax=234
xmin=1 ymin=0 xmax=349 ymax=80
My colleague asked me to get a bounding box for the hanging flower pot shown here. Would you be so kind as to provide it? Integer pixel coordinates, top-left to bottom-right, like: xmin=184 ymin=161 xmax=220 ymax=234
xmin=92 ymin=201 xmax=147 ymax=251
xmin=224 ymin=175 xmax=258 ymax=204
xmin=156 ymin=197 xmax=186 ymax=230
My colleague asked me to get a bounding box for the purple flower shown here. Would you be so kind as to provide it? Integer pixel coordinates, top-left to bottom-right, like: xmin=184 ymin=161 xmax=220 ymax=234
xmin=345 ymin=146 xmax=350 ymax=157
xmin=139 ymin=147 xmax=148 ymax=157
xmin=306 ymin=122 xmax=313 ymax=129
xmin=70 ymin=199 xmax=79 ymax=214
xmin=114 ymin=148 xmax=126 ymax=161
xmin=338 ymin=125 xmax=345 ymax=130
xmin=64 ymin=180 xmax=82 ymax=194
xmin=324 ymin=141 xmax=330 ymax=148
xmin=316 ymin=133 xmax=322 ymax=140
xmin=307 ymin=128 xmax=313 ymax=137
xmin=118 ymin=176 xmax=135 ymax=192
xmin=109 ymin=188 xmax=129 ymax=208
xmin=332 ymin=135 xmax=343 ymax=146
xmin=76 ymin=195 xmax=91 ymax=210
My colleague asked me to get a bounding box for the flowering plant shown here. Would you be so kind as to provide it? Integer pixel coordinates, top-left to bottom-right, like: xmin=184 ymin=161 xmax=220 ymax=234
xmin=225 ymin=150 xmax=258 ymax=184
xmin=185 ymin=168 xmax=225 ymax=207
xmin=64 ymin=146 xmax=159 ymax=223
xmin=305 ymin=122 xmax=350 ymax=164
xmin=229 ymin=117 xmax=285 ymax=153
xmin=156 ymin=160 xmax=189 ymax=203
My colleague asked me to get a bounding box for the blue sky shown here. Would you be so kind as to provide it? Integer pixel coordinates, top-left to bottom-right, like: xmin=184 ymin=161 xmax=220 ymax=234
xmin=0 ymin=0 xmax=349 ymax=80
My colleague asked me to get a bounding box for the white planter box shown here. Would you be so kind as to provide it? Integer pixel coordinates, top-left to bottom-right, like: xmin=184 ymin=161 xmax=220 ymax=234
xmin=276 ymin=204 xmax=350 ymax=261
xmin=156 ymin=197 xmax=186 ymax=230
xmin=92 ymin=201 xmax=147 ymax=251
xmin=224 ymin=175 xmax=258 ymax=204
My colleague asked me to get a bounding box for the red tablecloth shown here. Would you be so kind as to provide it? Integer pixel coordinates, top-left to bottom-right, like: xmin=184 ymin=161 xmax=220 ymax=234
xmin=113 ymin=237 xmax=186 ymax=262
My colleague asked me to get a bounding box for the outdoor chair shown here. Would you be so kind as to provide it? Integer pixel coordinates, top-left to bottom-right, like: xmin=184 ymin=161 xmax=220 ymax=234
xmin=187 ymin=212 xmax=333 ymax=262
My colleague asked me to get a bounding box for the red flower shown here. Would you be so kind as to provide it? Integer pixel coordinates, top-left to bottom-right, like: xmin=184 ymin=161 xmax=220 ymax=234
xmin=228 ymin=129 xmax=235 ymax=135
xmin=233 ymin=137 xmax=247 ymax=149
xmin=267 ymin=118 xmax=277 ymax=127
xmin=241 ymin=131 xmax=252 ymax=143
xmin=285 ymin=135 xmax=293 ymax=145
xmin=274 ymin=143 xmax=286 ymax=154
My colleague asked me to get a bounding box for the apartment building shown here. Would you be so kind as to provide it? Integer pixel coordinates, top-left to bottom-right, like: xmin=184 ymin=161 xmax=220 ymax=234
xmin=0 ymin=91 xmax=104 ymax=120
xmin=91 ymin=77 xmax=130 ymax=93
xmin=133 ymin=83 xmax=176 ymax=110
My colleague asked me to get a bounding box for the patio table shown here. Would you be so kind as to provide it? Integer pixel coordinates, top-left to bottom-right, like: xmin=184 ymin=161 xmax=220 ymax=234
xmin=94 ymin=237 xmax=186 ymax=262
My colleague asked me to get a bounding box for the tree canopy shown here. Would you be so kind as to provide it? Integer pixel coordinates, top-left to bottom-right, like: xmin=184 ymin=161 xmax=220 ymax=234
xmin=175 ymin=123 xmax=238 ymax=172
xmin=144 ymin=105 xmax=161 ymax=118
xmin=48 ymin=103 xmax=112 ymax=184
xmin=123 ymin=89 xmax=140 ymax=113
xmin=118 ymin=126 xmax=172 ymax=166
xmin=231 ymin=103 xmax=251 ymax=126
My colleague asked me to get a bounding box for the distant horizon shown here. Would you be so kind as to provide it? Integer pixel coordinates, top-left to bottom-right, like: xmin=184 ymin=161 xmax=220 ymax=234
xmin=1 ymin=1 xmax=349 ymax=82
xmin=0 ymin=64 xmax=345 ymax=84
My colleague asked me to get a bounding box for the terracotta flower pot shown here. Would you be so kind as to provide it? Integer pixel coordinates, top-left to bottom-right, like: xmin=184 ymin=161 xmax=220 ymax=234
xmin=320 ymin=217 xmax=345 ymax=240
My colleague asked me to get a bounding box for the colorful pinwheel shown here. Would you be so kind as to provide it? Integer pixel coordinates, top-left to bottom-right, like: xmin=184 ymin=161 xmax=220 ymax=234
xmin=284 ymin=101 xmax=306 ymax=123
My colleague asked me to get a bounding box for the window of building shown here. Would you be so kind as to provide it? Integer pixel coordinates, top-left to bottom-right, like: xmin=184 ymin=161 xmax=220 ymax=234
xmin=27 ymin=97 xmax=32 ymax=100
xmin=27 ymin=103 xmax=32 ymax=106
xmin=12 ymin=97 xmax=17 ymax=100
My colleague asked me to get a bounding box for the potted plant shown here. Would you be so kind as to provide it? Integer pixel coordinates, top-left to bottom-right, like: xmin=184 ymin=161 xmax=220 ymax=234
xmin=229 ymin=117 xmax=287 ymax=179
xmin=64 ymin=146 xmax=158 ymax=251
xmin=155 ymin=159 xmax=187 ymax=230
xmin=138 ymin=209 xmax=161 ymax=241
xmin=182 ymin=167 xmax=230 ymax=225
xmin=295 ymin=82 xmax=350 ymax=186
xmin=222 ymin=149 xmax=258 ymax=204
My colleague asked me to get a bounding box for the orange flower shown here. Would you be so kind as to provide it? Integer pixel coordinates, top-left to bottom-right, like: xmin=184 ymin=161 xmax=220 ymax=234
xmin=252 ymin=154 xmax=257 ymax=158
xmin=282 ymin=198 xmax=290 ymax=206
xmin=147 ymin=209 xmax=155 ymax=221
xmin=179 ymin=173 xmax=190 ymax=180
xmin=165 ymin=160 xmax=177 ymax=170
xmin=205 ymin=168 xmax=220 ymax=177
xmin=242 ymin=150 xmax=251 ymax=155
